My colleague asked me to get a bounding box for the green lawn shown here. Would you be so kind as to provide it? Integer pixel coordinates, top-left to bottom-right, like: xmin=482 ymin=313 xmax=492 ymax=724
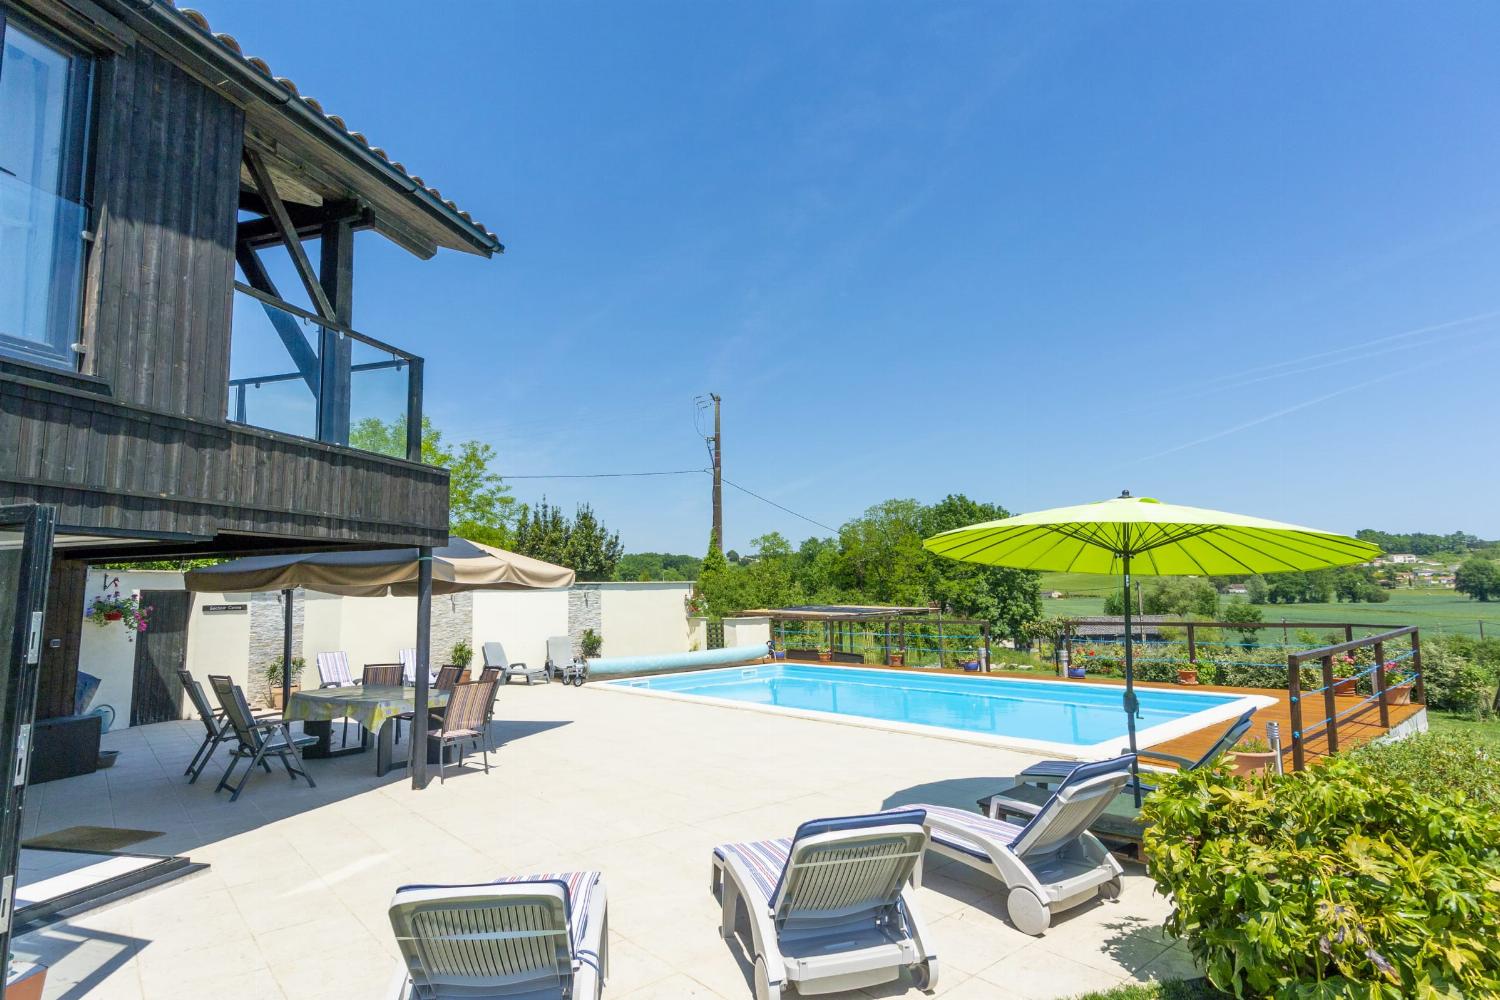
xmin=1426 ymin=709 xmax=1500 ymax=743
xmin=1037 ymin=577 xmax=1500 ymax=639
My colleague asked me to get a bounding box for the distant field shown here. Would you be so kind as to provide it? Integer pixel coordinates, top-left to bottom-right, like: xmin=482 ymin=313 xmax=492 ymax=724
xmin=1037 ymin=575 xmax=1498 ymax=639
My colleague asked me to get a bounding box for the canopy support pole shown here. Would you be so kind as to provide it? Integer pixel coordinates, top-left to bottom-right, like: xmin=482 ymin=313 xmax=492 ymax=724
xmin=281 ymin=588 xmax=294 ymax=711
xmin=411 ymin=547 xmax=433 ymax=790
xmin=1122 ymin=552 xmax=1142 ymax=807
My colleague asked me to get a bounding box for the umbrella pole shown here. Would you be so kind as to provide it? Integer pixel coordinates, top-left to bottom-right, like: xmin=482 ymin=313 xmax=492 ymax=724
xmin=1122 ymin=552 xmax=1142 ymax=807
xmin=412 ymin=547 xmax=433 ymax=790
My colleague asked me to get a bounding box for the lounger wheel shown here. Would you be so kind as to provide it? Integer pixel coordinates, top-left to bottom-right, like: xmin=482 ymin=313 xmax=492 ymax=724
xmin=753 ymin=956 xmax=781 ymax=1000
xmin=1098 ymin=875 xmax=1123 ymax=901
xmin=1006 ymin=886 xmax=1051 ymax=936
xmin=911 ymin=957 xmax=938 ymax=993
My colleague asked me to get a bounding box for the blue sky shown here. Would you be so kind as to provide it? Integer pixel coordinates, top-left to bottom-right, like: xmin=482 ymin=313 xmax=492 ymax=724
xmin=199 ymin=1 xmax=1500 ymax=553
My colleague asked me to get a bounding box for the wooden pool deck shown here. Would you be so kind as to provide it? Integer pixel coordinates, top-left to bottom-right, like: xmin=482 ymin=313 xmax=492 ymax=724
xmin=783 ymin=659 xmax=1424 ymax=767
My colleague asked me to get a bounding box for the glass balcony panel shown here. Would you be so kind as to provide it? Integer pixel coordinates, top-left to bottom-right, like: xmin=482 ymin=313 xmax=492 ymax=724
xmin=228 ymin=289 xmax=322 ymax=440
xmin=348 ymin=338 xmax=413 ymax=459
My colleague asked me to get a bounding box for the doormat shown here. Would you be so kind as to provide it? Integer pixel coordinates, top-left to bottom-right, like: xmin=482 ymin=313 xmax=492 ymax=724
xmin=23 ymin=826 xmax=164 ymax=853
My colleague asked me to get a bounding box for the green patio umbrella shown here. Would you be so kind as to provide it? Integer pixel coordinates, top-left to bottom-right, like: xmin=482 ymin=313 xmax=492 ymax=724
xmin=923 ymin=491 xmax=1381 ymax=801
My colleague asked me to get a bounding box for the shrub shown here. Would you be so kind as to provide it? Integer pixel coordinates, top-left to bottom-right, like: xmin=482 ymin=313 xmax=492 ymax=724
xmin=262 ymin=656 xmax=305 ymax=702
xmin=1143 ymin=758 xmax=1500 ymax=998
xmin=1352 ymin=730 xmax=1500 ymax=809
xmin=1419 ymin=641 xmax=1491 ymax=716
xmin=579 ymin=628 xmax=603 ymax=657
xmin=451 ymin=639 xmax=473 ymax=668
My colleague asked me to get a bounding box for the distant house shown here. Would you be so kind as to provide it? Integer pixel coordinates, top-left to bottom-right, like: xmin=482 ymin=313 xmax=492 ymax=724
xmin=1042 ymin=590 xmax=1064 ymax=599
xmin=1225 ymin=583 xmax=1248 ymax=595
xmin=1389 ymin=554 xmax=1419 ymax=565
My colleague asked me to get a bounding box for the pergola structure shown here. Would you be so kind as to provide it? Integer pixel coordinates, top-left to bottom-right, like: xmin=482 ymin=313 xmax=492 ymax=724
xmin=746 ymin=604 xmax=993 ymax=670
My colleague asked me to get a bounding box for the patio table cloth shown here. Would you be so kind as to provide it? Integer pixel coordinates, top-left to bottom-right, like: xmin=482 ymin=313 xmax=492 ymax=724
xmin=284 ymin=685 xmax=451 ymax=734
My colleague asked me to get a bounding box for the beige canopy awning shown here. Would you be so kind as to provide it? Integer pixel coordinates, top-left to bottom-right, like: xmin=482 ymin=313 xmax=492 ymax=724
xmin=184 ymin=536 xmax=575 ymax=596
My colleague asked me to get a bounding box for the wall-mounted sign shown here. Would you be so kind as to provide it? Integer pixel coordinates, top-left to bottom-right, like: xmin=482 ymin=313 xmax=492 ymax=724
xmin=202 ymin=603 xmax=248 ymax=614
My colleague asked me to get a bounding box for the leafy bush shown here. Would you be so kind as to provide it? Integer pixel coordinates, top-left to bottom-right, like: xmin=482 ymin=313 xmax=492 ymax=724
xmin=1420 ymin=641 xmax=1492 ymax=716
xmin=451 ymin=639 xmax=473 ymax=668
xmin=1143 ymin=758 xmax=1500 ymax=998
xmin=579 ymin=628 xmax=603 ymax=657
xmin=1352 ymin=730 xmax=1500 ymax=809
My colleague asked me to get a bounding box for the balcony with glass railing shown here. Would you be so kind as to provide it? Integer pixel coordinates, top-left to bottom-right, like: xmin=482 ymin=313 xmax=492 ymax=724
xmin=228 ymin=283 xmax=423 ymax=462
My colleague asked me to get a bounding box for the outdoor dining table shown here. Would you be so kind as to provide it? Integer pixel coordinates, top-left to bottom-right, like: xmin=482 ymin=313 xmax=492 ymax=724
xmin=284 ymin=684 xmax=451 ymax=777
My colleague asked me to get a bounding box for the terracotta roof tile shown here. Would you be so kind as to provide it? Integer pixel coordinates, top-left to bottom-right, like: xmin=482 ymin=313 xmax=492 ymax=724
xmin=175 ymin=5 xmax=499 ymax=246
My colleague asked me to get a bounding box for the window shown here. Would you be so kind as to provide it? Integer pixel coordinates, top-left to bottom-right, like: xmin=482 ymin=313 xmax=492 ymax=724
xmin=0 ymin=9 xmax=90 ymax=369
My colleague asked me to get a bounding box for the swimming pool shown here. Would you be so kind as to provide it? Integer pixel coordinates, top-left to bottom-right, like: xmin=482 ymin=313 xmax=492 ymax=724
xmin=602 ymin=664 xmax=1271 ymax=757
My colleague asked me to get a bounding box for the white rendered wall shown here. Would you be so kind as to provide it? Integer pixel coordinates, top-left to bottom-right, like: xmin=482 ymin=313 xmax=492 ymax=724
xmin=723 ymin=615 xmax=772 ymax=650
xmin=596 ymin=582 xmax=694 ymax=658
xmin=470 ymin=588 xmax=570 ymax=669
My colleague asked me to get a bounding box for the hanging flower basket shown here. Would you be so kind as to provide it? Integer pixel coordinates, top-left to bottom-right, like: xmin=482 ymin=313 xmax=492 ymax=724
xmin=86 ymin=579 xmax=152 ymax=641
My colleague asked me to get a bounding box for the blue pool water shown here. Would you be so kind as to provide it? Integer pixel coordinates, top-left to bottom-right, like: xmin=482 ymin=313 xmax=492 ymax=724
xmin=608 ymin=664 xmax=1243 ymax=747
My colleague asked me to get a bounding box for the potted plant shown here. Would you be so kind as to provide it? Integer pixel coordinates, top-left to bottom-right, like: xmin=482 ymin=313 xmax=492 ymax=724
xmin=1384 ymin=662 xmax=1415 ymax=705
xmin=1230 ymin=735 xmax=1277 ymax=776
xmin=1330 ymin=653 xmax=1359 ymax=696
xmin=1177 ymin=665 xmax=1199 ymax=685
xmin=579 ymin=628 xmax=603 ymax=660
xmin=1067 ymin=647 xmax=1094 ymax=679
xmin=263 ymin=655 xmax=305 ymax=710
xmin=887 ymin=652 xmax=905 ymax=667
xmin=6 ymin=957 xmax=46 ymax=1000
xmin=451 ymin=639 xmax=473 ymax=669
xmin=85 ymin=579 xmax=152 ymax=641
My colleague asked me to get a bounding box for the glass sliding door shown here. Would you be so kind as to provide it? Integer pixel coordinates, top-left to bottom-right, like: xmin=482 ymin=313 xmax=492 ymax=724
xmin=0 ymin=504 xmax=55 ymax=995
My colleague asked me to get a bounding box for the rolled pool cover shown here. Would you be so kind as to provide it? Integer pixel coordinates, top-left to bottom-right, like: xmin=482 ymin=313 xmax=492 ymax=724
xmin=586 ymin=641 xmax=773 ymax=678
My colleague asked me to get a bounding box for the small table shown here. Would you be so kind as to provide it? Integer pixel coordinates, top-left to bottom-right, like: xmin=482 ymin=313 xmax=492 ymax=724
xmin=285 ymin=685 xmax=451 ymax=777
xmin=979 ymin=783 xmax=1148 ymax=860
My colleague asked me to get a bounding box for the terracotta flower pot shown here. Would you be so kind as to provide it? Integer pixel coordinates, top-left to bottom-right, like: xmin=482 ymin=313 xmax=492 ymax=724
xmin=104 ymin=611 xmax=123 ymax=621
xmin=6 ymin=962 xmax=47 ymax=1000
xmin=887 ymin=653 xmax=905 ymax=667
xmin=1231 ymin=750 xmax=1278 ymax=776
xmin=1386 ymin=683 xmax=1413 ymax=706
xmin=818 ymin=651 xmax=832 ymax=663
xmin=1176 ymin=668 xmax=1199 ymax=686
xmin=269 ymin=684 xmax=301 ymax=710
xmin=1331 ymin=677 xmax=1357 ymax=697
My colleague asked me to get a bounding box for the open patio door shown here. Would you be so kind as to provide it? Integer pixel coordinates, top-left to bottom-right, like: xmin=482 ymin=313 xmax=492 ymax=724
xmin=0 ymin=504 xmax=56 ymax=994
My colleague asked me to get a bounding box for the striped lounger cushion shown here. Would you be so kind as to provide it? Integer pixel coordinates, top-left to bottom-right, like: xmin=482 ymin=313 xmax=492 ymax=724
xmin=490 ymin=871 xmax=602 ymax=957
xmin=897 ymin=804 xmax=1026 ymax=859
xmin=714 ymin=837 xmax=793 ymax=902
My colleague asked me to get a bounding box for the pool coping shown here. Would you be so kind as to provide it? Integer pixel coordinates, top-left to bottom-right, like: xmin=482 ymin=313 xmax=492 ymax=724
xmin=593 ymin=663 xmax=1277 ymax=760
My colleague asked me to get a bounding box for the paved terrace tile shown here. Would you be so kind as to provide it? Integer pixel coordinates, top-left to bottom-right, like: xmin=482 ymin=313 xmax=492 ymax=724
xmin=15 ymin=682 xmax=1197 ymax=1000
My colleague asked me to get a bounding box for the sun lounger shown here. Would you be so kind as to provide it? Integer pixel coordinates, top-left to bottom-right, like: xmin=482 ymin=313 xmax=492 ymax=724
xmin=388 ymin=871 xmax=607 ymax=999
xmin=711 ymin=810 xmax=937 ymax=999
xmin=896 ymin=754 xmax=1133 ymax=936
xmin=484 ymin=641 xmax=548 ymax=685
xmin=1016 ymin=708 xmax=1257 ymax=793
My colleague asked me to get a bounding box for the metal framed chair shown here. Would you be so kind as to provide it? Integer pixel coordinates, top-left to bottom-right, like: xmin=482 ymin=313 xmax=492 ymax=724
xmin=427 ymin=679 xmax=496 ymax=784
xmin=178 ymin=668 xmax=231 ymax=784
xmin=434 ymin=665 xmax=467 ymax=692
xmin=363 ymin=664 xmax=409 ymax=743
xmin=477 ymin=666 xmax=502 ymax=749
xmin=207 ymin=674 xmax=317 ymax=802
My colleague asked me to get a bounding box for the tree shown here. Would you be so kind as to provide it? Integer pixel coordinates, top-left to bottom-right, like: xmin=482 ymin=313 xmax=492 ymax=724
xmin=350 ymin=415 xmax=515 ymax=546
xmin=512 ymin=499 xmax=622 ymax=581
xmin=1456 ymin=557 xmax=1500 ymax=602
xmin=1220 ymin=598 xmax=1264 ymax=643
xmin=1245 ymin=575 xmax=1269 ymax=604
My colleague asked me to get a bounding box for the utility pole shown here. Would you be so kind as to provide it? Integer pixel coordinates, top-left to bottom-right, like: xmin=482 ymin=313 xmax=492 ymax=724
xmin=710 ymin=393 xmax=723 ymax=553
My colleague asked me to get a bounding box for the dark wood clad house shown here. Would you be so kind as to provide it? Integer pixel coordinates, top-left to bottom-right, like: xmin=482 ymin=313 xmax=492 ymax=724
xmin=0 ymin=0 xmax=499 ymax=808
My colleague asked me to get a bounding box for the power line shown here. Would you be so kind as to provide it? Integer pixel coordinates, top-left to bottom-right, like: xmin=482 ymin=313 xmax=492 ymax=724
xmin=721 ymin=476 xmax=839 ymax=533
xmin=499 ymin=469 xmax=706 ymax=480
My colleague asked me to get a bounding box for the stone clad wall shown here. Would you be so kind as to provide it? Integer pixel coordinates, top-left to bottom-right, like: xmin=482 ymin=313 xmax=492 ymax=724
xmin=568 ymin=585 xmax=603 ymax=658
